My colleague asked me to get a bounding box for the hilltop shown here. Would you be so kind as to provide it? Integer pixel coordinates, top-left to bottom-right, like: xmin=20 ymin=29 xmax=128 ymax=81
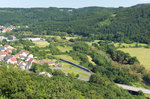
xmin=0 ymin=4 xmax=150 ymax=43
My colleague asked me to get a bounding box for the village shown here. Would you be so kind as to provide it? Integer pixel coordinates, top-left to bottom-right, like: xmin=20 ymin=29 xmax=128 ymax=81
xmin=0 ymin=25 xmax=19 ymax=33
xmin=0 ymin=44 xmax=59 ymax=72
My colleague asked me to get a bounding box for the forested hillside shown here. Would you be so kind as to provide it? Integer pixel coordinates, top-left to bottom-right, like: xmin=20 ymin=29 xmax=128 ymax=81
xmin=1 ymin=4 xmax=150 ymax=43
xmin=0 ymin=66 xmax=146 ymax=99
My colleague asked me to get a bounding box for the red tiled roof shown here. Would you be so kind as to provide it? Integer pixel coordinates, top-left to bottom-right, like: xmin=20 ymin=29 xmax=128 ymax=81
xmin=11 ymin=58 xmax=17 ymax=61
xmin=18 ymin=50 xmax=30 ymax=54
xmin=4 ymin=45 xmax=9 ymax=47
xmin=43 ymin=60 xmax=49 ymax=63
xmin=6 ymin=49 xmax=12 ymax=52
xmin=0 ymin=51 xmax=7 ymax=55
xmin=15 ymin=54 xmax=20 ymax=58
xmin=15 ymin=50 xmax=30 ymax=58
xmin=43 ymin=60 xmax=55 ymax=64
xmin=3 ymin=28 xmax=8 ymax=32
xmin=33 ymin=59 xmax=38 ymax=64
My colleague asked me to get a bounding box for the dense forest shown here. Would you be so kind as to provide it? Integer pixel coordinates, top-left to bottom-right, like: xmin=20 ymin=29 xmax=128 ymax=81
xmin=0 ymin=66 xmax=146 ymax=99
xmin=1 ymin=4 xmax=150 ymax=43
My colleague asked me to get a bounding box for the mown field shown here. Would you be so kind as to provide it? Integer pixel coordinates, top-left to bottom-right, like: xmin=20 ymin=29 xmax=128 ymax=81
xmin=57 ymin=45 xmax=73 ymax=52
xmin=61 ymin=69 xmax=90 ymax=79
xmin=53 ymin=54 xmax=91 ymax=79
xmin=119 ymin=48 xmax=150 ymax=69
xmin=34 ymin=41 xmax=49 ymax=47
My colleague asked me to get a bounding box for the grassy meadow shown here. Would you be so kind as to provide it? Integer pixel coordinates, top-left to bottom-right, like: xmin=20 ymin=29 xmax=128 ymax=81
xmin=119 ymin=48 xmax=150 ymax=69
xmin=54 ymin=55 xmax=81 ymax=69
xmin=114 ymin=42 xmax=147 ymax=48
xmin=87 ymin=56 xmax=96 ymax=65
xmin=57 ymin=45 xmax=73 ymax=52
xmin=61 ymin=69 xmax=90 ymax=79
xmin=34 ymin=41 xmax=49 ymax=47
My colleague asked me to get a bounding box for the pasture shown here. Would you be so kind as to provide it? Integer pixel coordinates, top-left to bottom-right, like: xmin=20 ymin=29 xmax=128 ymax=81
xmin=54 ymin=55 xmax=81 ymax=69
xmin=114 ymin=42 xmax=147 ymax=48
xmin=61 ymin=69 xmax=90 ymax=79
xmin=119 ymin=48 xmax=150 ymax=69
xmin=57 ymin=45 xmax=73 ymax=52
xmin=34 ymin=41 xmax=49 ymax=47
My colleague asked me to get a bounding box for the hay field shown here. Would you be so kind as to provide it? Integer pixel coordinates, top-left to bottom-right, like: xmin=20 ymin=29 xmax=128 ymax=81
xmin=119 ymin=48 xmax=150 ymax=69
xmin=34 ymin=41 xmax=49 ymax=47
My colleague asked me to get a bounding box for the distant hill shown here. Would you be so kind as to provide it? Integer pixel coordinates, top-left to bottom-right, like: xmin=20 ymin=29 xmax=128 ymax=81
xmin=0 ymin=4 xmax=150 ymax=43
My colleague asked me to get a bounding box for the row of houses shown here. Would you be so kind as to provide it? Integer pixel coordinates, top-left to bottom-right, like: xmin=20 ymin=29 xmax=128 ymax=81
xmin=0 ymin=44 xmax=57 ymax=70
xmin=0 ymin=25 xmax=17 ymax=33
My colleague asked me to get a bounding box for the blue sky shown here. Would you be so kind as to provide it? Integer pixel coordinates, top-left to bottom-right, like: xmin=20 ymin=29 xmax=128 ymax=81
xmin=0 ymin=0 xmax=150 ymax=8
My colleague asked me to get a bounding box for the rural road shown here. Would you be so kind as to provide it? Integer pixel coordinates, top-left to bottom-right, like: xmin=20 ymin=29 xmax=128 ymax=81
xmin=56 ymin=58 xmax=150 ymax=94
xmin=116 ymin=83 xmax=150 ymax=95
xmin=53 ymin=67 xmax=150 ymax=94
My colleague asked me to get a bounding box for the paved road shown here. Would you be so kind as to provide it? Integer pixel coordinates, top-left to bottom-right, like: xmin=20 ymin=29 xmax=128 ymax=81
xmin=53 ymin=66 xmax=150 ymax=94
xmin=116 ymin=83 xmax=150 ymax=95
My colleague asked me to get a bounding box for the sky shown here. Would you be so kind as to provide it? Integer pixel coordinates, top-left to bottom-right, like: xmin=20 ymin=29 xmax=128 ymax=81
xmin=0 ymin=0 xmax=150 ymax=8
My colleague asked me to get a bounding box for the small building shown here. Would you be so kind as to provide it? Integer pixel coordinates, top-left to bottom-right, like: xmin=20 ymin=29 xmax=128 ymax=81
xmin=15 ymin=50 xmax=30 ymax=59
xmin=2 ymin=28 xmax=8 ymax=33
xmin=0 ymin=51 xmax=7 ymax=61
xmin=5 ymin=49 xmax=12 ymax=53
xmin=6 ymin=57 xmax=17 ymax=64
xmin=25 ymin=54 xmax=34 ymax=61
xmin=25 ymin=58 xmax=35 ymax=70
xmin=4 ymin=45 xmax=14 ymax=49
xmin=0 ymin=46 xmax=7 ymax=52
xmin=43 ymin=60 xmax=56 ymax=66
xmin=0 ymin=36 xmax=7 ymax=41
xmin=18 ymin=61 xmax=26 ymax=70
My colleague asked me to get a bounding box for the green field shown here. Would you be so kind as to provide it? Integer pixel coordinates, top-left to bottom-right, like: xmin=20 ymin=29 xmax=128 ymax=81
xmin=114 ymin=42 xmax=147 ymax=48
xmin=54 ymin=54 xmax=81 ymax=69
xmin=34 ymin=41 xmax=49 ymax=47
xmin=86 ymin=40 xmax=101 ymax=46
xmin=65 ymin=36 xmax=79 ymax=40
xmin=57 ymin=45 xmax=73 ymax=52
xmin=119 ymin=48 xmax=150 ymax=68
xmin=54 ymin=54 xmax=90 ymax=79
xmin=61 ymin=69 xmax=90 ymax=79
xmin=145 ymin=94 xmax=150 ymax=98
xmin=54 ymin=55 xmax=79 ymax=64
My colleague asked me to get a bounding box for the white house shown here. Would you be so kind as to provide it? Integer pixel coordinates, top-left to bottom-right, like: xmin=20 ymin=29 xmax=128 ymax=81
xmin=0 ymin=51 xmax=7 ymax=61
xmin=4 ymin=45 xmax=14 ymax=49
xmin=18 ymin=61 xmax=26 ymax=70
xmin=25 ymin=54 xmax=34 ymax=61
xmin=7 ymin=57 xmax=17 ymax=64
